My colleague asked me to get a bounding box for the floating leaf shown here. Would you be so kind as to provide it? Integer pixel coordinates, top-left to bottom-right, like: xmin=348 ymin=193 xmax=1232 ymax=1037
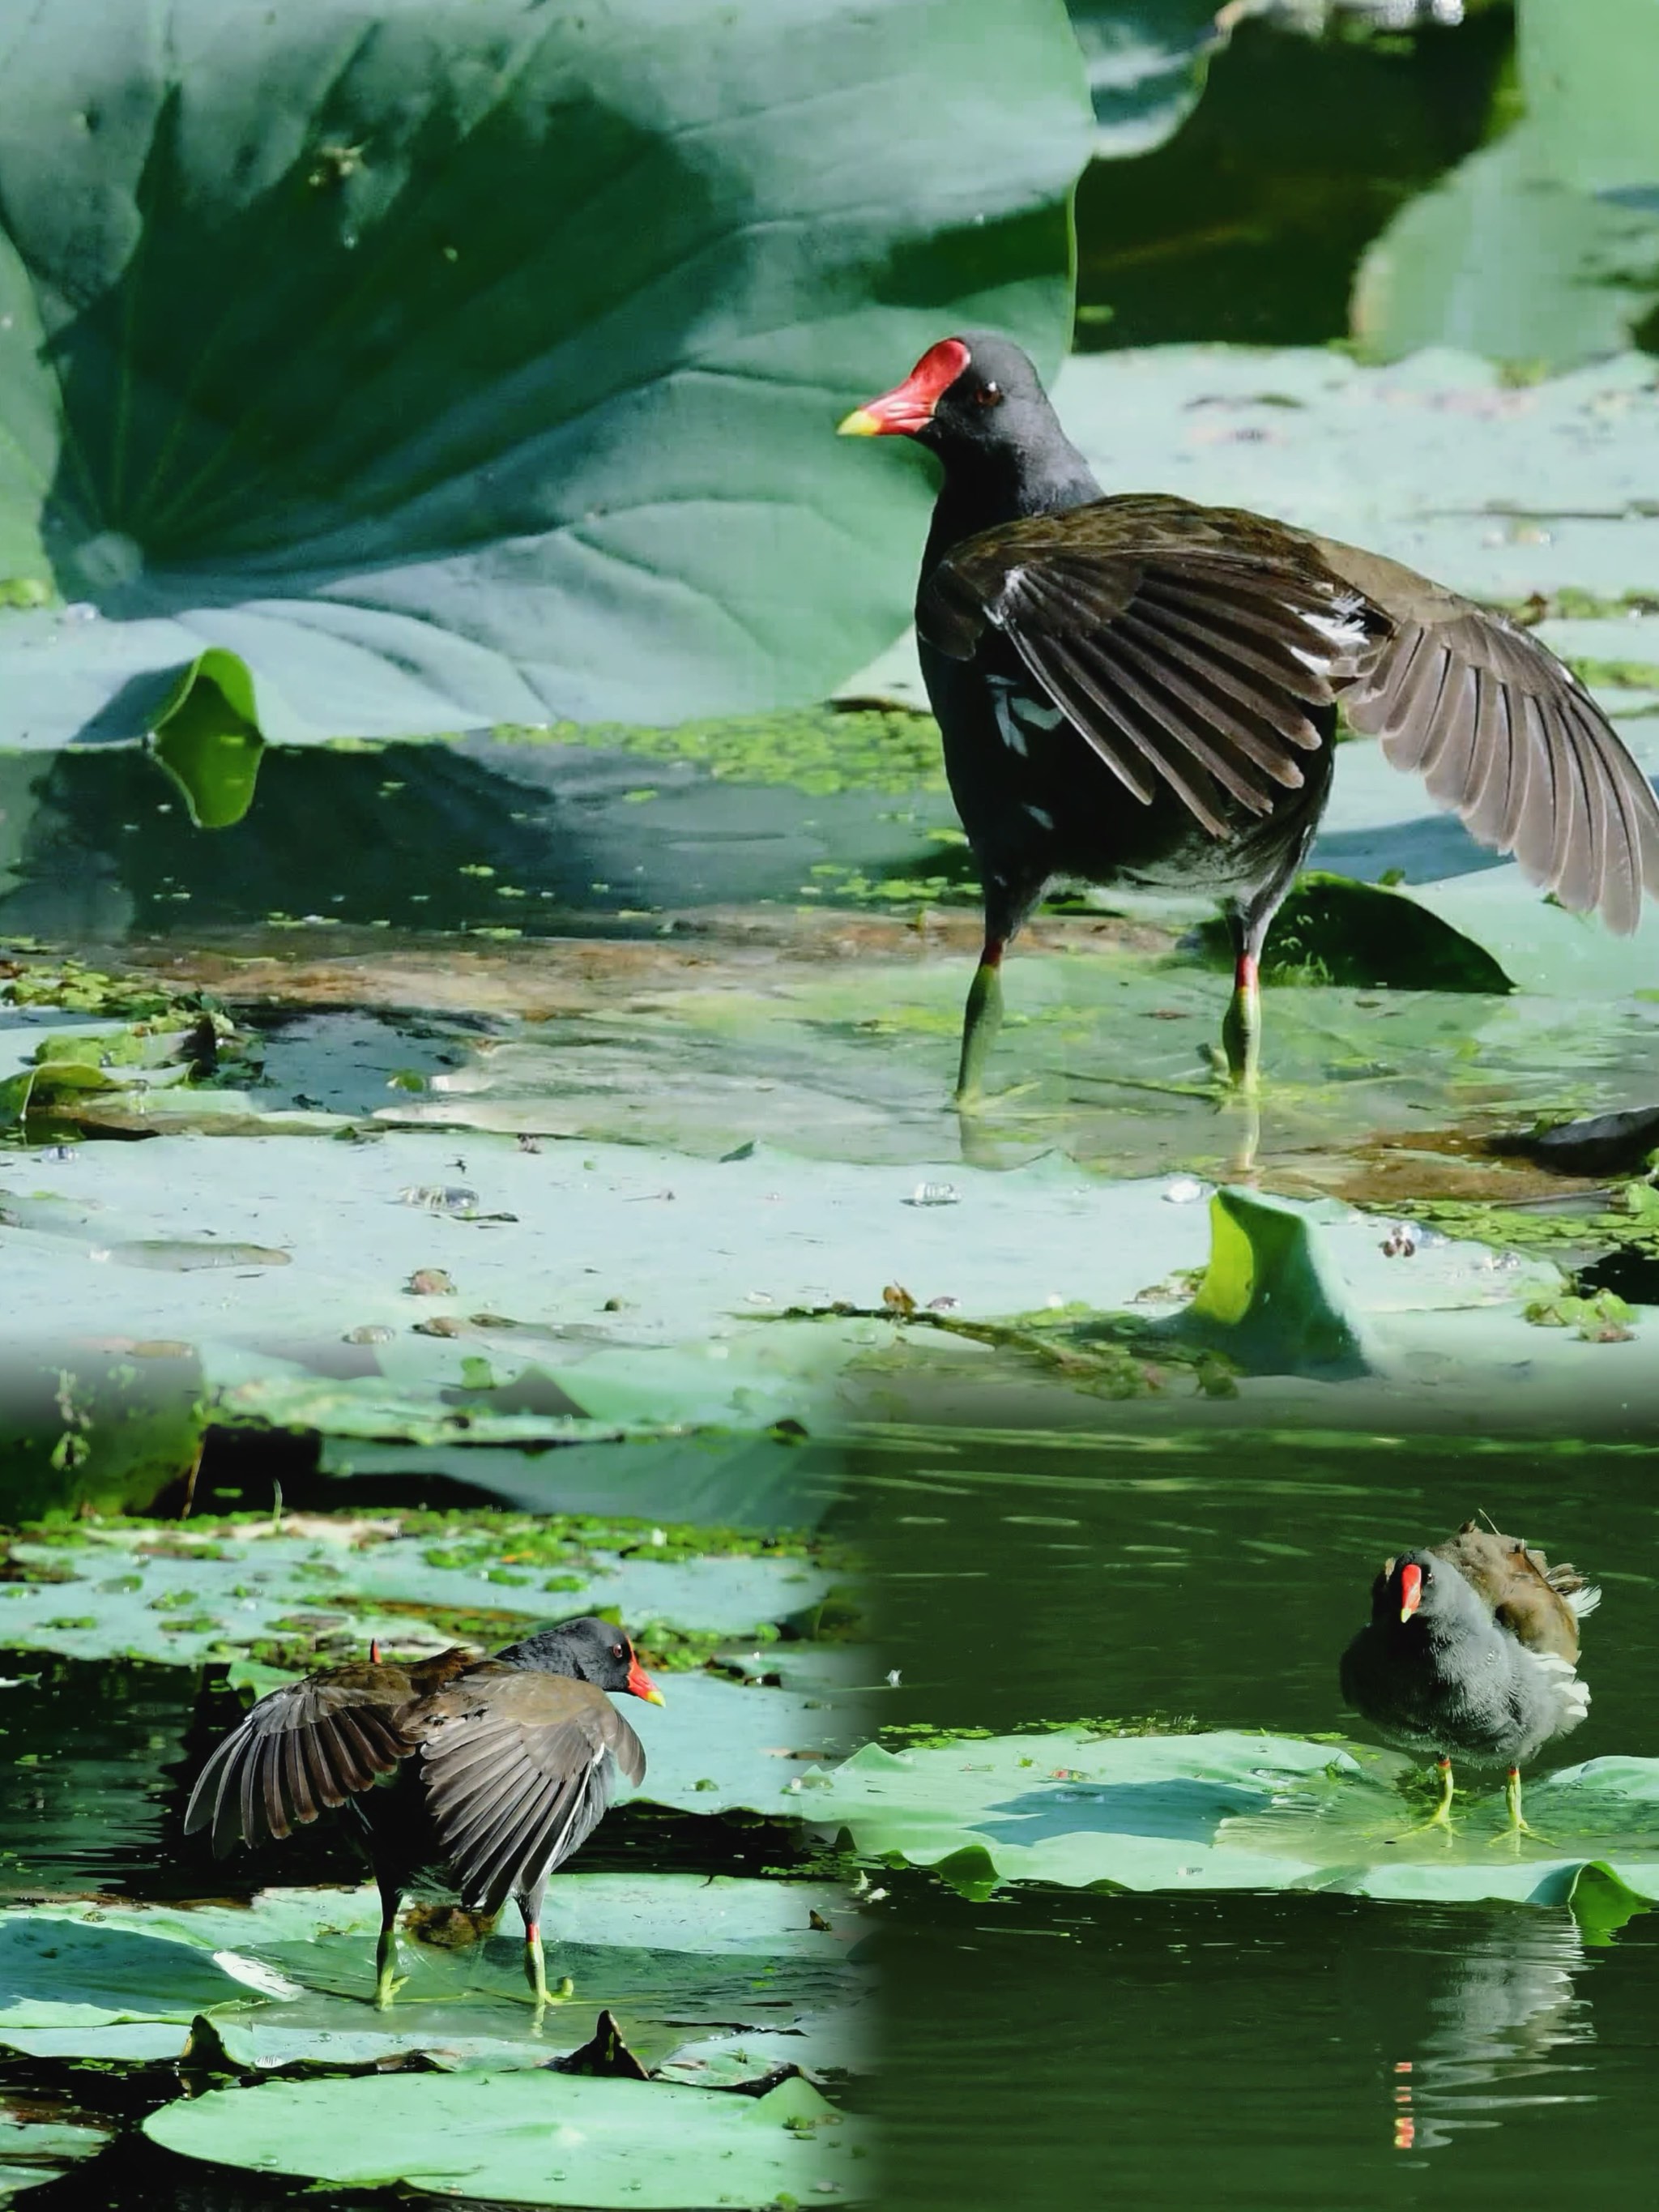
xmin=808 ymin=1729 xmax=1659 ymax=1907
xmin=144 ymin=2068 xmax=867 ymax=2208
xmin=0 ymin=1879 xmax=864 ymax=2086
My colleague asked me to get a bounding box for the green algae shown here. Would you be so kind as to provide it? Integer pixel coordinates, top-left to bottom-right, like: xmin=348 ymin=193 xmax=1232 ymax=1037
xmin=493 ymin=705 xmax=946 ymax=798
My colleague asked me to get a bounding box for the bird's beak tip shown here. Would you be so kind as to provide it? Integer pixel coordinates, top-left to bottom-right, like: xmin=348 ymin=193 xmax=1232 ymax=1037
xmin=837 ymin=405 xmax=885 ymax=438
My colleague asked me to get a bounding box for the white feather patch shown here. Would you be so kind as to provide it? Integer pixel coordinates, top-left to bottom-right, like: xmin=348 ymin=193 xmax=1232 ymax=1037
xmin=987 ymin=674 xmax=1064 ymax=757
xmin=1286 ymin=591 xmax=1370 ymax=673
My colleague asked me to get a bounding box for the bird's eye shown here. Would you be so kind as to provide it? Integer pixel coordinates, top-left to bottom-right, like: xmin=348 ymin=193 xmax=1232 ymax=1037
xmin=974 ymin=382 xmax=1003 ymax=408
xmin=612 ymin=1643 xmax=626 ymax=1659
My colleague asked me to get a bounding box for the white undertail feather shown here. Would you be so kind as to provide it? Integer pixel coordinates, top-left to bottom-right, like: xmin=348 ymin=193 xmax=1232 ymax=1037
xmin=1533 ymin=1648 xmax=1590 ymax=1724
xmin=1566 ymin=1585 xmax=1601 ymax=1620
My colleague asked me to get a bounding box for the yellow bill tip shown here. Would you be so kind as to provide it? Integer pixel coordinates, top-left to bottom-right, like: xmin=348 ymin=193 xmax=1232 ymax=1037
xmin=836 ymin=406 xmax=884 ymax=438
xmin=642 ymin=1686 xmax=667 ymax=1707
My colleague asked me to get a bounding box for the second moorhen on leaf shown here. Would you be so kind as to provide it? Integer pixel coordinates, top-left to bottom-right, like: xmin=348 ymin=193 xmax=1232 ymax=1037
xmin=841 ymin=335 xmax=1659 ymax=1103
xmin=1340 ymin=1521 xmax=1598 ymax=1836
xmin=185 ymin=1615 xmax=663 ymax=2013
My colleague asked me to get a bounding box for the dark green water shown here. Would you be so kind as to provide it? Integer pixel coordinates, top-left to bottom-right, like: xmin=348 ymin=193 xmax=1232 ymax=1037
xmin=855 ymin=1426 xmax=1659 ymax=2208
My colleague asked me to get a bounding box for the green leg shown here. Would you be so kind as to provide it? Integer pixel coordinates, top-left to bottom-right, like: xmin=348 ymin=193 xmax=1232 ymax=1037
xmin=523 ymin=1919 xmax=576 ymax=2026
xmin=1489 ymin=1764 xmax=1546 ymax=1846
xmin=525 ymin=1919 xmax=548 ymax=2021
xmin=954 ymin=941 xmax=1005 ymax=1109
xmin=1389 ymin=1756 xmax=1455 ymax=1843
xmin=373 ymin=1916 xmax=405 ymax=2009
xmin=1220 ymin=950 xmax=1261 ymax=1094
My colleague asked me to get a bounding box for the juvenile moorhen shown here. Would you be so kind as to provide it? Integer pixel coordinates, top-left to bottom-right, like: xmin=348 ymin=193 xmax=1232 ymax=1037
xmin=185 ymin=1615 xmax=663 ymax=2013
xmin=841 ymin=336 xmax=1659 ymax=1102
xmin=1339 ymin=1521 xmax=1598 ymax=1835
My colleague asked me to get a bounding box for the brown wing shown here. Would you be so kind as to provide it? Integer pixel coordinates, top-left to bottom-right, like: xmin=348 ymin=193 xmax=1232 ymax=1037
xmin=920 ymin=495 xmax=1384 ymax=839
xmin=1311 ymin=538 xmax=1659 ymax=935
xmin=183 ymin=1648 xmax=474 ymax=1858
xmin=1431 ymin=1522 xmax=1586 ymax=1663
xmin=411 ymin=1666 xmax=646 ymax=1916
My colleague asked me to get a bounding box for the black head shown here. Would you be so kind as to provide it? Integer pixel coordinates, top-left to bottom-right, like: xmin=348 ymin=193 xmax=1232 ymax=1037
xmin=501 ymin=1614 xmax=664 ymax=1703
xmin=1368 ymin=1549 xmax=1466 ymax=1633
xmin=838 ymin=331 xmax=1068 ymax=474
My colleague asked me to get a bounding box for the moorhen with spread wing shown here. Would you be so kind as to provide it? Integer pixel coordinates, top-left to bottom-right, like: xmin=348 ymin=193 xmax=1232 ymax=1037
xmin=1340 ymin=1521 xmax=1597 ymax=1835
xmin=185 ymin=1615 xmax=663 ymax=2013
xmin=840 ymin=336 xmax=1659 ymax=1103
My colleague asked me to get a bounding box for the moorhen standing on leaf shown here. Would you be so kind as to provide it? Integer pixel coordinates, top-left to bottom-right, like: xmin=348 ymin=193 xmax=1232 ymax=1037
xmin=1340 ymin=1521 xmax=1598 ymax=1837
xmin=185 ymin=1616 xmax=663 ymax=2014
xmin=840 ymin=336 xmax=1659 ymax=1103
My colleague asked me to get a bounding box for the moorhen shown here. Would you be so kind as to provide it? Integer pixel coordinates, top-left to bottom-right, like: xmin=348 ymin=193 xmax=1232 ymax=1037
xmin=185 ymin=1615 xmax=663 ymax=2013
xmin=840 ymin=335 xmax=1659 ymax=1102
xmin=1339 ymin=1521 xmax=1598 ymax=1835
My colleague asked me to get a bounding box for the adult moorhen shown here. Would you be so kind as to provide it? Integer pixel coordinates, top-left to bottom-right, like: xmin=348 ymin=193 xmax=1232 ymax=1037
xmin=185 ymin=1615 xmax=663 ymax=2013
xmin=1339 ymin=1521 xmax=1598 ymax=1835
xmin=840 ymin=335 xmax=1659 ymax=1102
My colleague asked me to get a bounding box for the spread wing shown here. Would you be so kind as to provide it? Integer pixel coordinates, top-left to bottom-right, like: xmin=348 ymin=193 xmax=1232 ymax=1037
xmin=1311 ymin=537 xmax=1659 ymax=935
xmin=411 ymin=1667 xmax=646 ymax=1915
xmin=920 ymin=496 xmax=1383 ymax=839
xmin=182 ymin=1656 xmax=465 ymax=1857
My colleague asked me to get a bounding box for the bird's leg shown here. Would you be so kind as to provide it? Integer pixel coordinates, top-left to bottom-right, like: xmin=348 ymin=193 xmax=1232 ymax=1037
xmin=373 ymin=1907 xmax=405 ymax=2009
xmin=369 ymin=1855 xmax=408 ymax=2008
xmin=954 ymin=937 xmax=1005 ymax=1109
xmin=1220 ymin=949 xmax=1262 ymax=1094
xmin=522 ymin=1915 xmax=575 ymax=2029
xmin=524 ymin=1917 xmax=548 ymax=2023
xmin=1489 ymin=1765 xmax=1550 ymax=1847
xmin=1388 ymin=1756 xmax=1456 ymax=1843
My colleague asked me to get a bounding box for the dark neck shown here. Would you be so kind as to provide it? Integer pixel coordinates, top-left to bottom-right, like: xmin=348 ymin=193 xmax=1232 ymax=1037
xmin=921 ymin=435 xmax=1101 ymax=582
xmin=497 ymin=1630 xmax=585 ymax=1677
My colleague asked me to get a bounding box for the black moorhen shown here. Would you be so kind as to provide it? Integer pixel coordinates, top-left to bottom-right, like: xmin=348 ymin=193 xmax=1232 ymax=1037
xmin=840 ymin=335 xmax=1659 ymax=1102
xmin=185 ymin=1615 xmax=663 ymax=2013
xmin=1340 ymin=1521 xmax=1597 ymax=1835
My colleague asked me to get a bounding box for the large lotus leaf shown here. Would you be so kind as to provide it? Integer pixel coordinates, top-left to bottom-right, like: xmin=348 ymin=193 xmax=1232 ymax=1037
xmin=0 ymin=0 xmax=1088 ymax=772
xmin=807 ymin=1730 xmax=1659 ymax=1911
xmin=1354 ymin=0 xmax=1659 ymax=369
xmin=0 ymin=1878 xmax=864 ymax=2084
xmin=144 ymin=2069 xmax=866 ymax=2209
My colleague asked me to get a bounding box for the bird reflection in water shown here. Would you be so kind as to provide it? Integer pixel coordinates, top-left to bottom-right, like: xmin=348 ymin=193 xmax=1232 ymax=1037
xmin=1388 ymin=1911 xmax=1593 ymax=2153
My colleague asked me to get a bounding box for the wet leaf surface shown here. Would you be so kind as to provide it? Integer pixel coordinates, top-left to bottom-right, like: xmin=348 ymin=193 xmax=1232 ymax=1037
xmin=144 ymin=2068 xmax=868 ymax=2209
xmin=0 ymin=1877 xmax=865 ymax=2086
xmin=810 ymin=1729 xmax=1659 ymax=1912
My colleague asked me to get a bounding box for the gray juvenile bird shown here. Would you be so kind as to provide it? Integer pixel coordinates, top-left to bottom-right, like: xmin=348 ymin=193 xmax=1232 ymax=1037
xmin=1339 ymin=1522 xmax=1597 ymax=1835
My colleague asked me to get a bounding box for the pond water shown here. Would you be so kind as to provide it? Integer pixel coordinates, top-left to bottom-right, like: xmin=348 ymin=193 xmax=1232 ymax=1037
xmin=856 ymin=1423 xmax=1659 ymax=2208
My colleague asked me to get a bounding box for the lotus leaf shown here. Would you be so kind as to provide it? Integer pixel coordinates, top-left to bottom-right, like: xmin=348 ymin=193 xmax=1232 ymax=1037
xmin=808 ymin=1730 xmax=1659 ymax=1912
xmin=0 ymin=0 xmax=1088 ymax=787
xmin=144 ymin=2067 xmax=867 ymax=2207
xmin=0 ymin=1877 xmax=864 ymax=2085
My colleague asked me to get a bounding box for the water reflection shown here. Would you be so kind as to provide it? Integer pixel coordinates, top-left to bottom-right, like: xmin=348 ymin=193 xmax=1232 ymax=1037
xmin=1389 ymin=1911 xmax=1593 ymax=2154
